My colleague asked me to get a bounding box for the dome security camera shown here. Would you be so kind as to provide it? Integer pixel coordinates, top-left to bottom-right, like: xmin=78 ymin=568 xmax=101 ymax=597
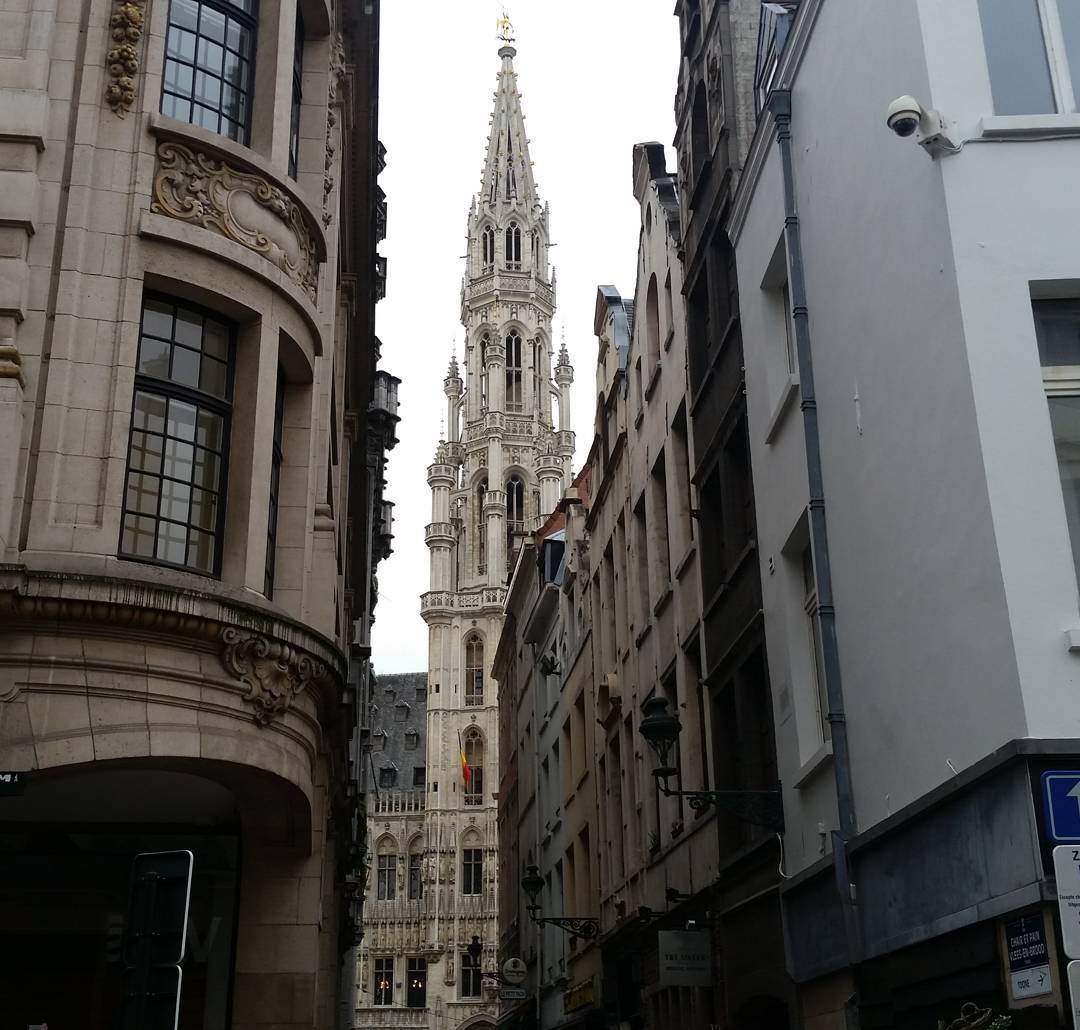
xmin=885 ymin=94 xmax=956 ymax=157
xmin=886 ymin=95 xmax=924 ymax=138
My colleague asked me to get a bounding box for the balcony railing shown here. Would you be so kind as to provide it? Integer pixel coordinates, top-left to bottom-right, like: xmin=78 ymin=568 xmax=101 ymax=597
xmin=464 ymin=692 xmax=484 ymax=707
xmin=355 ymin=1009 xmax=429 ymax=1028
xmin=372 ymin=790 xmax=426 ymax=814
xmin=464 ymin=793 xmax=484 ymax=806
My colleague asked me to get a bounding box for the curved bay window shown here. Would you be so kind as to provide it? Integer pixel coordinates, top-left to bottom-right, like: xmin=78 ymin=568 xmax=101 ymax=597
xmin=481 ymin=225 xmax=495 ymax=268
xmin=505 ymin=330 xmax=523 ymax=413
xmin=464 ymin=635 xmax=484 ymax=707
xmin=476 ymin=479 xmax=487 ymax=574
xmin=288 ymin=9 xmax=304 ymax=178
xmin=505 ymin=221 xmax=521 ymax=270
xmin=121 ymin=296 xmax=233 ymax=575
xmin=162 ymin=0 xmax=256 ymax=143
xmin=463 ymin=728 xmax=483 ymax=803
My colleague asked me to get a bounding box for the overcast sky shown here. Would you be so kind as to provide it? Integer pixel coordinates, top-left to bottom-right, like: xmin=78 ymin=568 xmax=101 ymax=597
xmin=371 ymin=2 xmax=680 ymax=673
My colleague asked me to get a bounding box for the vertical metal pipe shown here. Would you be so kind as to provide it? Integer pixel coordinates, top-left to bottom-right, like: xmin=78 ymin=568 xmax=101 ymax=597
xmin=766 ymin=89 xmax=858 ymax=845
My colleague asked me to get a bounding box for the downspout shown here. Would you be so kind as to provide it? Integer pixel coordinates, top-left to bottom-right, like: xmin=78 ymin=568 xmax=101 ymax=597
xmin=766 ymin=89 xmax=862 ymax=969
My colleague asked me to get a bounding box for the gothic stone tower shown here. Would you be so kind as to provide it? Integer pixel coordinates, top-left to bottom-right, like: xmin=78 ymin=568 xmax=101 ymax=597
xmin=417 ymin=38 xmax=575 ymax=1029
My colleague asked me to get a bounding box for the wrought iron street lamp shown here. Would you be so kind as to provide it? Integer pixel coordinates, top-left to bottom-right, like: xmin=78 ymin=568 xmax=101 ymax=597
xmin=467 ymin=936 xmax=529 ymax=987
xmin=520 ymin=864 xmax=599 ymax=940
xmin=639 ymin=696 xmax=784 ymax=832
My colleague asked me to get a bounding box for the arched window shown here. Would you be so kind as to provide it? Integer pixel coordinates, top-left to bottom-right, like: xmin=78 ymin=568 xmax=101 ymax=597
xmin=505 ymin=222 xmax=521 ymax=268
xmin=463 ymin=728 xmax=484 ymax=802
xmin=479 ymin=333 xmax=489 ymax=411
xmin=376 ymin=835 xmax=397 ymax=900
xmin=465 ymin=634 xmax=484 ymax=706
xmin=505 ymin=330 xmax=523 ymax=413
xmin=481 ymin=225 xmax=495 ymax=267
xmin=476 ymin=479 xmax=487 ymax=573
xmin=645 ymin=273 xmax=661 ymax=379
xmin=691 ymin=83 xmax=709 ymax=180
xmin=408 ymin=836 xmax=424 ymax=900
xmin=506 ymin=476 xmax=524 ymax=535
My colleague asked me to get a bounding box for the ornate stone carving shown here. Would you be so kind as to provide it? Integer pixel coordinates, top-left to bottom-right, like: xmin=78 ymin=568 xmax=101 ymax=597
xmin=105 ymin=0 xmax=146 ymax=116
xmin=151 ymin=140 xmax=320 ymax=299
xmin=220 ymin=627 xmax=326 ymax=725
xmin=0 ymin=341 xmax=24 ymax=386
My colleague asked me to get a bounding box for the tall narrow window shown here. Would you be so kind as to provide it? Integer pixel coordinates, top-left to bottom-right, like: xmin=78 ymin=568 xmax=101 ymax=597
xmin=505 ymin=222 xmax=521 ymax=269
xmin=461 ymin=949 xmax=481 ymax=998
xmin=532 ymin=338 xmax=541 ymax=414
xmin=465 ymin=635 xmax=484 ymax=706
xmin=506 ymin=476 xmax=524 ymax=536
xmin=408 ymin=842 xmax=423 ymax=900
xmin=374 ymin=957 xmax=394 ymax=1005
xmin=481 ymin=226 xmax=495 ymax=267
xmin=645 ymin=273 xmax=661 ymax=381
xmin=506 ymin=330 xmax=523 ymax=412
xmin=690 ymin=83 xmax=709 ymax=182
xmin=407 ymin=958 xmax=427 ymax=1008
xmin=1035 ymin=301 xmax=1080 ymax=589
xmin=162 ymin=0 xmax=257 ymax=143
xmin=376 ymin=838 xmax=397 ymax=900
xmin=288 ymin=9 xmax=304 ymax=178
xmin=463 ymin=729 xmax=484 ymax=802
xmin=802 ymin=545 xmax=830 ymax=743
xmin=479 ymin=334 xmax=489 ymax=411
xmin=978 ymin=0 xmax=1058 ymax=115
xmin=476 ymin=479 xmax=487 ymax=573
xmin=121 ymin=296 xmax=233 ymax=575
xmin=462 ymin=846 xmax=484 ymax=894
xmin=264 ymin=367 xmax=285 ymax=597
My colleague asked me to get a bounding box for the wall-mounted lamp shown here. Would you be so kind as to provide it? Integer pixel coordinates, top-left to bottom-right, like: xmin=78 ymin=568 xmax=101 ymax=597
xmin=520 ymin=865 xmax=599 ymax=940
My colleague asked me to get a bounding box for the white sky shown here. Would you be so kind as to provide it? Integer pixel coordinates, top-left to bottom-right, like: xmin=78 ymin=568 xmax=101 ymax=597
xmin=371 ymin=1 xmax=680 ymax=673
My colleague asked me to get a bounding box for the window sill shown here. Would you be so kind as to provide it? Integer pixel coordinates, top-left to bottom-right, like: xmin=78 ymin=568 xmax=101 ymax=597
xmin=644 ymin=363 xmax=662 ymax=401
xmin=634 ymin=622 xmax=653 ymax=649
xmin=663 ymin=328 xmax=675 ymax=353
xmin=979 ymin=114 xmax=1080 ymax=139
xmin=673 ymin=542 xmax=696 ymax=582
xmin=764 ymin=374 xmax=800 ymax=445
xmin=652 ymin=584 xmax=673 ymax=617
xmin=793 ymin=738 xmax=834 ymax=789
xmin=634 ymin=409 xmax=644 ymax=430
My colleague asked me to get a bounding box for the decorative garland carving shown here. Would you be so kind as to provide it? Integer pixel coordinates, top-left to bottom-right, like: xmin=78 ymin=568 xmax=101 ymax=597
xmin=105 ymin=0 xmax=146 ymax=116
xmin=220 ymin=627 xmax=327 ymax=725
xmin=0 ymin=342 xmax=25 ymax=386
xmin=151 ymin=140 xmax=319 ymax=298
xmin=323 ymin=32 xmax=346 ymax=228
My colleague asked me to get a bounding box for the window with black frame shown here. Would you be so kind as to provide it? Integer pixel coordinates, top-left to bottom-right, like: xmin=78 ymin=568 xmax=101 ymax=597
xmin=460 ymin=950 xmax=481 ymax=998
xmin=288 ymin=8 xmax=304 ymax=178
xmin=407 ymin=957 xmax=427 ymax=1007
xmin=120 ymin=296 xmax=233 ymax=575
xmin=162 ymin=0 xmax=257 ymax=143
xmin=462 ymin=847 xmax=483 ymax=894
xmin=264 ymin=367 xmax=285 ymax=597
xmin=373 ymin=957 xmax=393 ymax=1005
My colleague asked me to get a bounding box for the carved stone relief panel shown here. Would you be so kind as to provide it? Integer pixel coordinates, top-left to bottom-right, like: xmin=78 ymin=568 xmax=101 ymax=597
xmin=220 ymin=627 xmax=328 ymax=724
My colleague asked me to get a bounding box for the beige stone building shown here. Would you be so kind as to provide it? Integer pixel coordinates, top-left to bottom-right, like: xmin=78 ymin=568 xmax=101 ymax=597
xmin=354 ymin=35 xmax=573 ymax=1030
xmin=0 ymin=0 xmax=390 ymax=1025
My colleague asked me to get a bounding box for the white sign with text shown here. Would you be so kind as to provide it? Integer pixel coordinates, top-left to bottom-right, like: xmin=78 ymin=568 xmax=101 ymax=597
xmin=1055 ymin=845 xmax=1080 ymax=959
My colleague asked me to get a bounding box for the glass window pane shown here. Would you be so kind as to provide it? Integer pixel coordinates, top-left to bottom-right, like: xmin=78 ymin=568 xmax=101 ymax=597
xmin=197 ymin=409 xmax=224 ymax=450
xmin=167 ymin=27 xmax=196 ymax=62
xmin=164 ymin=438 xmax=195 ymax=481
xmin=978 ymin=0 xmax=1056 ymax=114
xmin=197 ymin=37 xmax=224 ymax=73
xmin=195 ymin=105 xmax=221 ymax=133
xmin=160 ymin=478 xmax=192 ymax=522
xmin=169 ymin=0 xmax=198 ymax=30
xmin=156 ymin=520 xmax=189 ymax=564
xmin=203 ymin=319 xmax=229 ymax=360
xmin=170 ymin=345 xmax=200 ymax=388
xmin=162 ymin=94 xmax=192 ymax=122
xmin=164 ymin=61 xmax=194 ymax=95
xmin=199 ymin=356 xmax=227 ymax=397
xmin=173 ymin=308 xmax=202 ymax=349
xmin=122 ymin=514 xmax=158 ymax=557
xmin=225 ymin=19 xmax=249 ymax=57
xmin=167 ymin=399 xmax=198 ymax=441
xmin=1050 ymin=396 xmax=1080 ymax=587
xmin=199 ymin=3 xmax=226 ymax=42
xmin=133 ymin=391 xmax=167 ymax=433
xmin=138 ymin=336 xmax=170 ymax=379
xmin=1034 ymin=300 xmax=1080 ymax=365
xmin=190 ymin=487 xmax=218 ymax=530
xmin=1059 ymin=0 xmax=1080 ymax=111
xmin=125 ymin=471 xmax=161 ymax=515
xmin=187 ymin=529 xmax=215 ymax=571
xmin=223 ymin=50 xmax=245 ymax=88
xmin=193 ymin=447 xmax=221 ymax=490
xmin=142 ymin=299 xmax=173 ymax=339
xmin=129 ymin=430 xmax=164 ymax=475
xmin=195 ymin=71 xmax=222 ymax=107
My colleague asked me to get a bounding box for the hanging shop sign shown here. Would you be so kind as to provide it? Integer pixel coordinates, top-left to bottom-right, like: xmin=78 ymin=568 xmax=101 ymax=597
xmin=563 ymin=977 xmax=595 ymax=1013
xmin=657 ymin=929 xmax=711 ymax=987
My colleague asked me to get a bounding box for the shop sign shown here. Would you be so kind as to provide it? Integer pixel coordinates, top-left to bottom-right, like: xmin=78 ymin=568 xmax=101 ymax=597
xmin=563 ymin=978 xmax=594 ymax=1012
xmin=1056 ymin=845 xmax=1080 ymax=960
xmin=0 ymin=771 xmax=26 ymax=796
xmin=657 ymin=929 xmax=711 ymax=987
xmin=1003 ymin=913 xmax=1052 ymax=999
xmin=1067 ymin=960 xmax=1080 ymax=1029
xmin=498 ymin=987 xmax=527 ymax=1001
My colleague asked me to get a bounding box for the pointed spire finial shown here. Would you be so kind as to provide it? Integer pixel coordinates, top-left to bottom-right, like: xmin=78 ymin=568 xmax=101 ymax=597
xmin=558 ymin=325 xmax=570 ymax=367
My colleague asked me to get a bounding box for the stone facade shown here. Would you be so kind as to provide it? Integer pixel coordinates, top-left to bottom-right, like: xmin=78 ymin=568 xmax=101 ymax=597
xmin=354 ymin=38 xmax=573 ymax=1030
xmin=0 ymin=0 xmax=390 ymax=1024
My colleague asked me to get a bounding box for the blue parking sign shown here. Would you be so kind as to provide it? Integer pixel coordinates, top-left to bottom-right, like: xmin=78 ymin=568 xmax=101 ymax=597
xmin=1041 ymin=771 xmax=1080 ymax=842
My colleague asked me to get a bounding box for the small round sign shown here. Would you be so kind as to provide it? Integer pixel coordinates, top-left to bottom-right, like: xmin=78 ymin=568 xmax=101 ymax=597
xmin=501 ymin=957 xmax=526 ymax=986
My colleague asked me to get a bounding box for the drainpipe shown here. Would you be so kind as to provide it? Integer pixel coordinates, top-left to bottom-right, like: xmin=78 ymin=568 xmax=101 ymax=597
xmin=766 ymin=89 xmax=861 ymax=969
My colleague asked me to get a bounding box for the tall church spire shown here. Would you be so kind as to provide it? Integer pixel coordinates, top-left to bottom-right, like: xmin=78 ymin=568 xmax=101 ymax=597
xmin=479 ymin=42 xmax=538 ymax=213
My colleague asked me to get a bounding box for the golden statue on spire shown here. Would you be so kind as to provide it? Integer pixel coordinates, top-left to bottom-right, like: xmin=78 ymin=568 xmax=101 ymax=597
xmin=496 ymin=9 xmax=515 ymax=44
